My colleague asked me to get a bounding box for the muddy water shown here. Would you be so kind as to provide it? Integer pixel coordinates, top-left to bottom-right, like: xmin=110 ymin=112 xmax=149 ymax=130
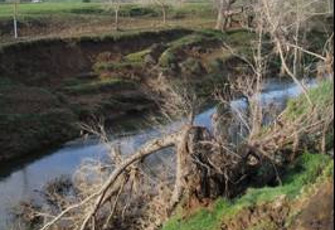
xmin=0 ymin=78 xmax=316 ymax=229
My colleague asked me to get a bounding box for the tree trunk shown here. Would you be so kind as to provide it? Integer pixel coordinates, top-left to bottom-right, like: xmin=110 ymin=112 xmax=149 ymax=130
xmin=222 ymin=2 xmax=235 ymax=30
xmin=115 ymin=7 xmax=119 ymax=31
xmin=162 ymin=5 xmax=167 ymax=24
xmin=170 ymin=126 xmax=213 ymax=213
xmin=329 ymin=0 xmax=333 ymax=14
xmin=215 ymin=0 xmax=225 ymax=30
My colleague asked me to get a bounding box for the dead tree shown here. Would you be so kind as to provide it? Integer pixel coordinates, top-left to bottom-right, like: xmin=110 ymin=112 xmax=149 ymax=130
xmin=38 ymin=125 xmax=220 ymax=230
xmin=107 ymin=0 xmax=121 ymax=31
xmin=152 ymin=0 xmax=169 ymax=24
xmin=215 ymin=0 xmax=240 ymax=31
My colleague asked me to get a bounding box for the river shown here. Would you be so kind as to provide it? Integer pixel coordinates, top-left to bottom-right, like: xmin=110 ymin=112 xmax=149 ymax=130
xmin=0 ymin=78 xmax=316 ymax=229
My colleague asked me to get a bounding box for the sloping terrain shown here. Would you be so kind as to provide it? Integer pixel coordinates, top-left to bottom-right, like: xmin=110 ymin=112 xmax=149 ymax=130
xmin=0 ymin=28 xmax=253 ymax=162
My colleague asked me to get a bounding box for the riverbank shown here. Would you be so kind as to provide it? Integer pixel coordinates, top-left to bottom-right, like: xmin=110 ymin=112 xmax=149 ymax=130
xmin=0 ymin=78 xmax=324 ymax=230
xmin=163 ymin=152 xmax=334 ymax=230
xmin=0 ymin=27 xmax=259 ymax=163
xmin=0 ymin=2 xmax=331 ymax=163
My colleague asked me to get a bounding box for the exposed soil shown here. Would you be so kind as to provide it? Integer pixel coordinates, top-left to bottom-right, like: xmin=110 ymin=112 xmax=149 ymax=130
xmin=0 ymin=24 xmax=258 ymax=166
xmin=0 ymin=28 xmax=241 ymax=163
xmin=0 ymin=29 xmax=193 ymax=162
xmin=221 ymin=196 xmax=291 ymax=230
xmin=290 ymin=181 xmax=334 ymax=230
xmin=0 ymin=29 xmax=192 ymax=85
xmin=220 ymin=180 xmax=334 ymax=230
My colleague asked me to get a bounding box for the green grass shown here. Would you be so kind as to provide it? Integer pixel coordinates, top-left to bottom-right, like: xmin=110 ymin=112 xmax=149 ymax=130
xmin=168 ymin=3 xmax=213 ymax=19
xmin=124 ymin=49 xmax=151 ymax=63
xmin=63 ymin=78 xmax=137 ymax=94
xmin=0 ymin=2 xmax=212 ymax=19
xmin=162 ymin=153 xmax=333 ymax=230
xmin=286 ymin=80 xmax=334 ymax=150
xmin=158 ymin=33 xmax=221 ymax=67
xmin=0 ymin=2 xmax=105 ymax=18
xmin=169 ymin=32 xmax=219 ymax=48
xmin=286 ymin=80 xmax=334 ymax=118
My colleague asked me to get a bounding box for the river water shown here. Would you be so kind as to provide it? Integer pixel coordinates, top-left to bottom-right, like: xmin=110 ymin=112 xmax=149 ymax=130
xmin=0 ymin=78 xmax=316 ymax=229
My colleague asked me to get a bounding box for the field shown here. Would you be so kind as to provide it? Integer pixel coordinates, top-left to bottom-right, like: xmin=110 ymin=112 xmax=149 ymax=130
xmin=0 ymin=2 xmax=212 ymax=17
xmin=0 ymin=2 xmax=216 ymax=43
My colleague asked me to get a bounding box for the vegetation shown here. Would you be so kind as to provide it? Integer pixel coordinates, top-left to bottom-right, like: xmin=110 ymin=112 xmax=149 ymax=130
xmin=162 ymin=78 xmax=334 ymax=230
xmin=286 ymin=80 xmax=334 ymax=118
xmin=63 ymin=78 xmax=137 ymax=94
xmin=0 ymin=1 xmax=333 ymax=230
xmin=162 ymin=152 xmax=333 ymax=230
xmin=0 ymin=2 xmax=213 ymax=19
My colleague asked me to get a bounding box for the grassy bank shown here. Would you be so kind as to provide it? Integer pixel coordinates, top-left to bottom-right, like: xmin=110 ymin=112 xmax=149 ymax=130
xmin=0 ymin=28 xmax=203 ymax=162
xmin=163 ymin=153 xmax=333 ymax=230
xmin=0 ymin=26 xmax=299 ymax=163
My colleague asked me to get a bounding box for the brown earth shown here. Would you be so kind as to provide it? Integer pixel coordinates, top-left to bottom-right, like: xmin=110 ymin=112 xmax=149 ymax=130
xmin=0 ymin=28 xmax=237 ymax=163
xmin=290 ymin=181 xmax=334 ymax=230
xmin=220 ymin=180 xmax=334 ymax=230
xmin=0 ymin=27 xmax=252 ymax=164
xmin=0 ymin=29 xmax=194 ymax=162
xmin=0 ymin=28 xmax=193 ymax=85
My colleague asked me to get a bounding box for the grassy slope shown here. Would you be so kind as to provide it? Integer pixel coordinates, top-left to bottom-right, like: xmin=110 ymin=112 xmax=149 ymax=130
xmin=163 ymin=153 xmax=333 ymax=230
xmin=162 ymin=81 xmax=334 ymax=230
xmin=0 ymin=77 xmax=78 ymax=161
xmin=94 ymin=28 xmax=254 ymax=98
xmin=0 ymin=28 xmax=195 ymax=162
xmin=285 ymin=80 xmax=334 ymax=118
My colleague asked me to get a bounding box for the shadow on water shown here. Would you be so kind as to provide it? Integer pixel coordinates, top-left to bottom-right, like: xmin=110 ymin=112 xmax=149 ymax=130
xmin=0 ymin=111 xmax=152 ymax=180
xmin=0 ymin=146 xmax=65 ymax=180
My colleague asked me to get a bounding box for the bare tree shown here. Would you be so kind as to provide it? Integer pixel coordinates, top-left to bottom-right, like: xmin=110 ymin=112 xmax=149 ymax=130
xmin=258 ymin=0 xmax=333 ymax=102
xmin=107 ymin=0 xmax=121 ymax=31
xmin=152 ymin=0 xmax=169 ymax=24
xmin=215 ymin=0 xmax=242 ymax=31
xmin=36 ymin=78 xmax=265 ymax=230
